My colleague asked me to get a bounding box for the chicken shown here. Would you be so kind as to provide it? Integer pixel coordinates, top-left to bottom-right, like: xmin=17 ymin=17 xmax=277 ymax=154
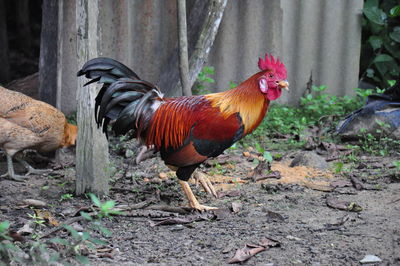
xmin=78 ymin=53 xmax=288 ymax=210
xmin=0 ymin=86 xmax=78 ymax=181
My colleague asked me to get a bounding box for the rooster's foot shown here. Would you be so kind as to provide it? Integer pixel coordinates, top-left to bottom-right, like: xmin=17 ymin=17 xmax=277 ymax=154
xmin=194 ymin=172 xmax=218 ymax=198
xmin=179 ymin=180 xmax=218 ymax=211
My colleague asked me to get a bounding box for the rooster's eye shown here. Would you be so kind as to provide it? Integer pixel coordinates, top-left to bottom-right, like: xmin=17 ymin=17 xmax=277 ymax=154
xmin=269 ymin=74 xmax=274 ymax=78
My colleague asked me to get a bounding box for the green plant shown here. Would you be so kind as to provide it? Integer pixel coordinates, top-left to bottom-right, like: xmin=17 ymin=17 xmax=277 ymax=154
xmin=241 ymin=85 xmax=368 ymax=150
xmin=59 ymin=193 xmax=74 ymax=202
xmin=360 ymin=0 xmax=400 ymax=88
xmin=193 ymin=66 xmax=215 ymax=95
xmin=66 ymin=111 xmax=77 ymax=125
xmin=0 ymin=221 xmax=18 ymax=264
xmin=333 ymin=161 xmax=345 ymax=174
xmin=27 ymin=213 xmax=46 ymax=228
xmin=49 ymin=194 xmax=121 ymax=264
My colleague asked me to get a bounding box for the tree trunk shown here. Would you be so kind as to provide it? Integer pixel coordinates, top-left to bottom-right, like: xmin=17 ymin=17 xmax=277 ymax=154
xmin=157 ymin=0 xmax=209 ymax=96
xmin=39 ymin=0 xmax=59 ymax=106
xmin=75 ymin=0 xmax=110 ymax=195
xmin=158 ymin=0 xmax=226 ymax=96
xmin=177 ymin=0 xmax=191 ymax=96
xmin=175 ymin=0 xmax=227 ymax=95
xmin=0 ymin=0 xmax=10 ymax=84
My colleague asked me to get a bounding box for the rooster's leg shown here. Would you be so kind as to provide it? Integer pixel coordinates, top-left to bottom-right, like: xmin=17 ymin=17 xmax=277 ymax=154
xmin=0 ymin=155 xmax=27 ymax=182
xmin=193 ymin=171 xmax=218 ymax=198
xmin=178 ymin=180 xmax=218 ymax=211
xmin=16 ymin=158 xmax=51 ymax=176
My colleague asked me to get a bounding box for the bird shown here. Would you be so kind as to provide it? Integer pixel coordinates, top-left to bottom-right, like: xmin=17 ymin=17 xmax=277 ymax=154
xmin=336 ymin=78 xmax=400 ymax=139
xmin=78 ymin=53 xmax=289 ymax=210
xmin=0 ymin=86 xmax=78 ymax=181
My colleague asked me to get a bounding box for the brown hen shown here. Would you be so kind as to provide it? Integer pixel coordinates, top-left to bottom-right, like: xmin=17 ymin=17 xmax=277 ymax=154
xmin=0 ymin=86 xmax=77 ymax=181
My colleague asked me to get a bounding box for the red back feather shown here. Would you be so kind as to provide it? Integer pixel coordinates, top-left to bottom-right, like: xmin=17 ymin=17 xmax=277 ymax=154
xmin=258 ymin=53 xmax=287 ymax=78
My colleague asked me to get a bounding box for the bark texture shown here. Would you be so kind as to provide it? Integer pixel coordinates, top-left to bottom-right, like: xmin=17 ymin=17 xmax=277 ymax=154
xmin=75 ymin=0 xmax=110 ymax=195
xmin=177 ymin=0 xmax=191 ymax=96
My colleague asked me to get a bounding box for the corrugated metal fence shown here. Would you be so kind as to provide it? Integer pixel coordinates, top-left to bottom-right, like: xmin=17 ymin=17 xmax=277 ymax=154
xmin=55 ymin=0 xmax=363 ymax=114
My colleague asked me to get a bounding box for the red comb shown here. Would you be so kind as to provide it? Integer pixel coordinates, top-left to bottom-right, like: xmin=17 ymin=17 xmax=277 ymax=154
xmin=258 ymin=53 xmax=287 ymax=77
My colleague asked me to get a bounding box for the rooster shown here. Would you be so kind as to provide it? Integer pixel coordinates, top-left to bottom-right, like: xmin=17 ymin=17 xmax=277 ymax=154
xmin=78 ymin=53 xmax=288 ymax=210
xmin=0 ymin=86 xmax=78 ymax=181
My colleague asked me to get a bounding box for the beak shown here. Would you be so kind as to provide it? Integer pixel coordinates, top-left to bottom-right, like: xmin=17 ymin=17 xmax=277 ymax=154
xmin=278 ymin=80 xmax=289 ymax=91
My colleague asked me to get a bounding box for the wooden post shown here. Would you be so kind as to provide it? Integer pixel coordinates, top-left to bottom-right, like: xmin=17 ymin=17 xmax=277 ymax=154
xmin=177 ymin=0 xmax=191 ymax=96
xmin=0 ymin=0 xmax=10 ymax=84
xmin=75 ymin=0 xmax=110 ymax=195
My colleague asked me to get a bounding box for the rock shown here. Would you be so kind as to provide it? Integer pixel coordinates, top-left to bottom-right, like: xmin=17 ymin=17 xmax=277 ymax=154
xmin=360 ymin=255 xmax=382 ymax=264
xmin=289 ymin=151 xmax=329 ymax=169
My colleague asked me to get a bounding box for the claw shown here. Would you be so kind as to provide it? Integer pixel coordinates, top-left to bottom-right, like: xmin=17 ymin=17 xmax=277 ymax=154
xmin=194 ymin=172 xmax=218 ymax=198
xmin=179 ymin=180 xmax=218 ymax=211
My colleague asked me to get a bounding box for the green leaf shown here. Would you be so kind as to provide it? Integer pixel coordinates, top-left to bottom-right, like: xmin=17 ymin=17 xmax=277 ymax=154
xmin=203 ymin=66 xmax=215 ymax=74
xmin=263 ymin=151 xmax=273 ymax=163
xmin=88 ymin=193 xmax=101 ymax=208
xmin=368 ymin=35 xmax=383 ymax=50
xmin=50 ymin=237 xmax=69 ymax=245
xmin=99 ymin=226 xmax=112 ymax=237
xmin=363 ymin=7 xmax=387 ymax=25
xmin=80 ymin=211 xmax=93 ymax=221
xmin=75 ymin=255 xmax=90 ymax=265
xmin=63 ymin=224 xmax=80 ymax=239
xmin=204 ymin=77 xmax=215 ymax=83
xmin=373 ymin=54 xmax=394 ymax=63
xmin=89 ymin=237 xmax=108 ymax=245
xmin=389 ymin=27 xmax=400 ymax=43
xmin=81 ymin=232 xmax=90 ymax=241
xmin=390 ymin=5 xmax=400 ymax=17
xmin=366 ymin=68 xmax=375 ymax=78
xmin=0 ymin=221 xmax=10 ymax=232
xmin=255 ymin=142 xmax=264 ymax=153
xmin=364 ymin=0 xmax=378 ymax=9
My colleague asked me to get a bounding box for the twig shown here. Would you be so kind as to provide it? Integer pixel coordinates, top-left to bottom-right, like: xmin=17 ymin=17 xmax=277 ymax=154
xmin=145 ymin=204 xmax=191 ymax=214
xmin=38 ymin=215 xmax=86 ymax=239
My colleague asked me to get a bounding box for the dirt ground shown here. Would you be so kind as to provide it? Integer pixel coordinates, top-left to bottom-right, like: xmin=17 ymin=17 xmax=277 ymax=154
xmin=0 ymin=140 xmax=399 ymax=265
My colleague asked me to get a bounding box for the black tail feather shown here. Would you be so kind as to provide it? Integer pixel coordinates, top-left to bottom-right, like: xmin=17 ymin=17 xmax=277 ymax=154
xmin=78 ymin=57 xmax=163 ymax=138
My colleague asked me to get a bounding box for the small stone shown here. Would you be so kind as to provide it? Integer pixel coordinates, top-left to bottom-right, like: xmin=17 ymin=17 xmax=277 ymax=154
xmin=289 ymin=151 xmax=329 ymax=169
xmin=360 ymin=255 xmax=382 ymax=264
xmin=243 ymin=151 xmax=250 ymax=157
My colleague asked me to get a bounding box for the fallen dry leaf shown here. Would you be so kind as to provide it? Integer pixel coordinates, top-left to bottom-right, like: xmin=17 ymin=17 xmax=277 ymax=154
xmin=35 ymin=209 xmax=60 ymax=226
xmin=228 ymin=237 xmax=280 ymax=264
xmin=243 ymin=151 xmax=251 ymax=157
xmin=21 ymin=199 xmax=47 ymax=208
xmin=326 ymin=197 xmax=363 ymax=212
xmin=350 ymin=175 xmax=364 ymax=190
xmin=330 ymin=180 xmax=352 ymax=188
xmin=302 ymin=181 xmax=333 ymax=192
xmin=228 ymin=245 xmax=265 ymax=264
xmin=259 ymin=237 xmax=280 ymax=248
xmin=149 ymin=213 xmax=215 ymax=226
xmin=17 ymin=223 xmax=34 ymax=235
